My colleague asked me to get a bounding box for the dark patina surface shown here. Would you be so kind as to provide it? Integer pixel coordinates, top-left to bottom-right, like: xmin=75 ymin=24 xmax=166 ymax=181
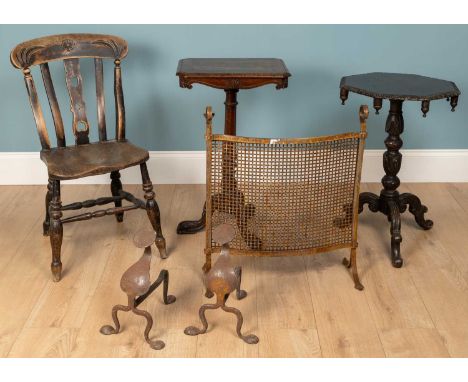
xmin=340 ymin=72 xmax=460 ymax=268
xmin=11 ymin=33 xmax=168 ymax=281
xmin=176 ymin=58 xmax=291 ymax=235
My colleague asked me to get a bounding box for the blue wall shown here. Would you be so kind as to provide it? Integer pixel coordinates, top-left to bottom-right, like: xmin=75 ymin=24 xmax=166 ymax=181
xmin=1 ymin=24 xmax=467 ymax=151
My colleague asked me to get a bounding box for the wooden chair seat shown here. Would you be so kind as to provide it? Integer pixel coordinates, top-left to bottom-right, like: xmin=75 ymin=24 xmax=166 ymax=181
xmin=40 ymin=140 xmax=149 ymax=180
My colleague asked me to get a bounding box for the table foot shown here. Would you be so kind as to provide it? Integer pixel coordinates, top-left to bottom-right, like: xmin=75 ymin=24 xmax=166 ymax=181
xmin=177 ymin=204 xmax=206 ymax=234
xmin=399 ymin=193 xmax=433 ymax=230
xmin=359 ymin=192 xmax=380 ymax=213
xmin=359 ymin=190 xmax=432 ymax=268
xmin=388 ymin=200 xmax=403 ymax=268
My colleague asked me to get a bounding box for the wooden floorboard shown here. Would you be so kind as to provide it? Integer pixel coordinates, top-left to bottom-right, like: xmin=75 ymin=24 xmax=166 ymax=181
xmin=1 ymin=183 xmax=467 ymax=357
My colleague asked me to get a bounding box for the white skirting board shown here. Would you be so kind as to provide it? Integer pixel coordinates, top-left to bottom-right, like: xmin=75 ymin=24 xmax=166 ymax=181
xmin=0 ymin=150 xmax=468 ymax=185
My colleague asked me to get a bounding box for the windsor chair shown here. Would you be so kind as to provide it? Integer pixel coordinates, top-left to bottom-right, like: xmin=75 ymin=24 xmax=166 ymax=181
xmin=10 ymin=34 xmax=167 ymax=282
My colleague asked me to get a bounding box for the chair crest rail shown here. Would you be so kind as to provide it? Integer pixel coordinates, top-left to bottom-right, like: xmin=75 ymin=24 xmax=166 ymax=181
xmin=10 ymin=33 xmax=128 ymax=69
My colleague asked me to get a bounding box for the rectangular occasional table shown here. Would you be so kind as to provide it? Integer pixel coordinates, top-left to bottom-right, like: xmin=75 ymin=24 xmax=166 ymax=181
xmin=176 ymin=58 xmax=291 ymax=234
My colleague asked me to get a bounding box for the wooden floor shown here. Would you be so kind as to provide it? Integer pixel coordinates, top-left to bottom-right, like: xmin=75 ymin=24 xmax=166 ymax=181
xmin=1 ymin=183 xmax=468 ymax=357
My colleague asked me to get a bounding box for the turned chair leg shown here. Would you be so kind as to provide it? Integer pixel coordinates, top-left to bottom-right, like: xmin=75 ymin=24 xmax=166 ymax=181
xmin=43 ymin=179 xmax=53 ymax=236
xmin=49 ymin=179 xmax=63 ymax=282
xmin=140 ymin=162 xmax=167 ymax=259
xmin=110 ymin=171 xmax=124 ymax=222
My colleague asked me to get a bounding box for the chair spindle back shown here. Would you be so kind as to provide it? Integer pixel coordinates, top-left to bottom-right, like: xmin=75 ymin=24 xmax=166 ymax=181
xmin=10 ymin=33 xmax=128 ymax=149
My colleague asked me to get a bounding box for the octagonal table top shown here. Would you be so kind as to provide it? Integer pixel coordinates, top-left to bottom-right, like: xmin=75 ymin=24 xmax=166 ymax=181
xmin=340 ymin=72 xmax=460 ymax=101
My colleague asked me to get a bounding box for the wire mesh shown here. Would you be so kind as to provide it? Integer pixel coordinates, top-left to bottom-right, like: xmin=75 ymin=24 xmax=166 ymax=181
xmin=207 ymin=134 xmax=362 ymax=254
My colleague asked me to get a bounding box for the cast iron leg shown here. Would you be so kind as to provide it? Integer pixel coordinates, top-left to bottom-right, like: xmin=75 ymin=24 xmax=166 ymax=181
xmin=221 ymin=303 xmax=259 ymax=344
xmin=203 ymin=249 xmax=214 ymax=298
xmin=160 ymin=269 xmax=177 ymax=305
xmin=132 ymin=304 xmax=165 ymax=350
xmin=359 ymin=100 xmax=432 ymax=267
xmin=49 ymin=179 xmax=63 ymax=282
xmin=43 ymin=179 xmax=52 ymax=236
xmin=100 ymin=304 xmax=131 ymax=335
xmin=110 ymin=171 xmax=124 ymax=222
xmin=234 ymin=266 xmax=247 ymax=300
xmin=184 ymin=301 xmax=222 ymax=336
xmin=140 ymin=162 xmax=167 ymax=259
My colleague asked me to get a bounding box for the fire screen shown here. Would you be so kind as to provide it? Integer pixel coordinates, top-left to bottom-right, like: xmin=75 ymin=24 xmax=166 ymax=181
xmin=204 ymin=105 xmax=369 ymax=290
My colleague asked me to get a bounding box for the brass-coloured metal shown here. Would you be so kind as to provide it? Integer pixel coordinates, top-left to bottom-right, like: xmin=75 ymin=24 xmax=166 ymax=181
xmin=184 ymin=223 xmax=259 ymax=344
xmin=100 ymin=230 xmax=176 ymax=350
xmin=203 ymin=105 xmax=369 ymax=291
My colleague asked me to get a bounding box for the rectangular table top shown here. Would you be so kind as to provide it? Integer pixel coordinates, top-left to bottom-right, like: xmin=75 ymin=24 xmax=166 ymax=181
xmin=177 ymin=58 xmax=291 ymax=78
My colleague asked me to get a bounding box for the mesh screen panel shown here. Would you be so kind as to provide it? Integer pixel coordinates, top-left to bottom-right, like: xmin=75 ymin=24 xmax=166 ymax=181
xmin=208 ymin=136 xmax=361 ymax=254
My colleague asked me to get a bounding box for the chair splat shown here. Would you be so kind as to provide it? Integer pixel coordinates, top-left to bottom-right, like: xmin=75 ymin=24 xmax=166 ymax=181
xmin=64 ymin=58 xmax=90 ymax=145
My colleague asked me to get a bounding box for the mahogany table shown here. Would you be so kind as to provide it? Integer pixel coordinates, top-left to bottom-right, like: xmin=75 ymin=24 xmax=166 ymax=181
xmin=176 ymin=58 xmax=291 ymax=234
xmin=340 ymin=72 xmax=460 ymax=267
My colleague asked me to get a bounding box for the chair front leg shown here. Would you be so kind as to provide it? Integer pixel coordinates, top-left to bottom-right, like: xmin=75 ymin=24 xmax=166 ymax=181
xmin=110 ymin=171 xmax=124 ymax=222
xmin=43 ymin=179 xmax=53 ymax=236
xmin=140 ymin=162 xmax=167 ymax=259
xmin=49 ymin=179 xmax=63 ymax=282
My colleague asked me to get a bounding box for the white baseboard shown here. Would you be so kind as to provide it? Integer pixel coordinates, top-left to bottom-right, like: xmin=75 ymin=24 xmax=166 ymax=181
xmin=0 ymin=150 xmax=467 ymax=185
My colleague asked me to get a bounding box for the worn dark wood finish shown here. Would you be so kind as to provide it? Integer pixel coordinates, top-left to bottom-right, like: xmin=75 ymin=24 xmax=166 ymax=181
xmin=100 ymin=230 xmax=176 ymax=350
xmin=49 ymin=179 xmax=63 ymax=282
xmin=110 ymin=171 xmax=124 ymax=222
xmin=40 ymin=63 xmax=66 ymax=147
xmin=184 ymin=224 xmax=259 ymax=344
xmin=94 ymin=58 xmax=107 ymax=141
xmin=10 ymin=33 xmax=128 ymax=69
xmin=11 ymin=34 xmax=167 ymax=281
xmin=40 ymin=141 xmax=149 ymax=180
xmin=176 ymin=58 xmax=290 ymax=90
xmin=340 ymin=72 xmax=460 ymax=102
xmin=43 ymin=179 xmax=53 ymax=236
xmin=340 ymin=72 xmax=460 ymax=267
xmin=176 ymin=58 xmax=291 ymax=234
xmin=23 ymin=69 xmax=50 ymax=149
xmin=114 ymin=59 xmax=125 ymax=141
xmin=64 ymin=58 xmax=90 ymax=145
xmin=141 ymin=162 xmax=167 ymax=259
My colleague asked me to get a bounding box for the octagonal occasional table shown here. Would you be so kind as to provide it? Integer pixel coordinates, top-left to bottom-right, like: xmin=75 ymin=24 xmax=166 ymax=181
xmin=340 ymin=72 xmax=460 ymax=267
xmin=176 ymin=58 xmax=291 ymax=235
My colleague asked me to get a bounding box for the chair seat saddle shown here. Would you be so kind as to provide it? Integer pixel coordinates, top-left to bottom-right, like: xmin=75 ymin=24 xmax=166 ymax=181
xmin=40 ymin=140 xmax=149 ymax=180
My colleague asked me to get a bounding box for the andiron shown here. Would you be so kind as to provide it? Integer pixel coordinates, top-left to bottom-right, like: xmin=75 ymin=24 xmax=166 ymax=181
xmin=100 ymin=229 xmax=176 ymax=350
